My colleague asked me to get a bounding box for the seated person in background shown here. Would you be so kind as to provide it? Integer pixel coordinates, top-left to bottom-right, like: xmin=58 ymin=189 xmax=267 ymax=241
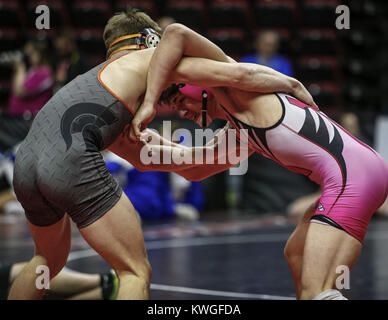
xmin=53 ymin=29 xmax=91 ymax=92
xmin=104 ymin=151 xmax=203 ymax=221
xmin=239 ymin=29 xmax=299 ymax=214
xmin=0 ymin=149 xmax=19 ymax=215
xmin=0 ymin=261 xmax=118 ymax=300
xmin=241 ymin=153 xmax=320 ymax=216
xmin=157 ymin=16 xmax=176 ymax=32
xmin=0 ymin=40 xmax=53 ymax=153
xmin=240 ymin=30 xmax=293 ymax=77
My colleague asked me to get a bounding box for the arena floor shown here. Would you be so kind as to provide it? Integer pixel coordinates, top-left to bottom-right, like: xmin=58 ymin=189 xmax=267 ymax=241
xmin=1 ymin=212 xmax=388 ymax=300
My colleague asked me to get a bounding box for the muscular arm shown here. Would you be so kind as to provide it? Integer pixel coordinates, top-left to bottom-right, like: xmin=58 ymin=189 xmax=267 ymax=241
xmin=140 ymin=123 xmax=255 ymax=181
xmin=108 ymin=134 xmax=197 ymax=173
xmin=130 ymin=23 xmax=231 ymax=138
xmin=108 ymin=126 xmax=221 ymax=173
xmin=177 ymin=152 xmax=254 ymax=181
xmin=110 ymin=123 xmax=253 ymax=181
xmin=176 ymin=128 xmax=255 ymax=181
xmin=169 ymin=57 xmax=309 ymax=98
xmin=142 ymin=23 xmax=230 ymax=109
xmin=131 ymin=24 xmax=316 ymax=138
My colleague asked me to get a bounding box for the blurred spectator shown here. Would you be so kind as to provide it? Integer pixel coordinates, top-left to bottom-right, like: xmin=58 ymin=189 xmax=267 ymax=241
xmin=154 ymin=17 xmax=178 ymax=118
xmin=156 ymin=16 xmax=176 ymax=32
xmin=0 ymin=147 xmax=22 ymax=215
xmin=53 ymin=29 xmax=91 ymax=91
xmin=238 ymin=30 xmax=308 ymax=215
xmin=240 ymin=154 xmax=319 ymax=216
xmin=0 ymin=261 xmax=118 ymax=300
xmin=0 ymin=40 xmax=53 ymax=153
xmin=240 ymin=30 xmax=293 ymax=76
xmin=104 ymin=151 xmax=204 ymax=222
xmin=338 ymin=111 xmax=371 ymax=145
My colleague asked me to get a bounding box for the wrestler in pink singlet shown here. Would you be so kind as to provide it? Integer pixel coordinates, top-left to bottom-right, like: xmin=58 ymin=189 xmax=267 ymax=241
xmin=221 ymin=93 xmax=388 ymax=243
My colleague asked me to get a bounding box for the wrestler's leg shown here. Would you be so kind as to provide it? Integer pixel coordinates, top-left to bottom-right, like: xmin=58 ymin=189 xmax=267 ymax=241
xmin=8 ymin=214 xmax=71 ymax=300
xmin=79 ymin=192 xmax=151 ymax=300
xmin=284 ymin=203 xmax=316 ymax=298
xmin=12 ymin=263 xmax=100 ymax=296
xmin=299 ymin=223 xmax=361 ymax=300
xmin=9 ymin=262 xmax=119 ymax=300
xmin=66 ymin=287 xmax=102 ymax=300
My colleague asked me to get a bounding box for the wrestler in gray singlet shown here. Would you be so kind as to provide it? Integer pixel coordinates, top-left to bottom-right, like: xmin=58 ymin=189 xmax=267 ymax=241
xmin=13 ymin=60 xmax=133 ymax=228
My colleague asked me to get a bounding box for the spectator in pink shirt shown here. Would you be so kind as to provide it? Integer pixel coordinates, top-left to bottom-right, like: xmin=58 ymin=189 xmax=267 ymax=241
xmin=9 ymin=40 xmax=53 ymax=116
xmin=0 ymin=40 xmax=54 ymax=152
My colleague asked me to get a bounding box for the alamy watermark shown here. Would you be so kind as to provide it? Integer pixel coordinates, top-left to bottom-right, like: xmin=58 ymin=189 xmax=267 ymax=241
xmin=35 ymin=4 xmax=350 ymax=31
xmin=336 ymin=5 xmax=350 ymax=30
xmin=35 ymin=5 xmax=50 ymax=30
xmin=139 ymin=121 xmax=250 ymax=176
xmin=336 ymin=265 xmax=350 ymax=290
xmin=35 ymin=265 xmax=50 ymax=290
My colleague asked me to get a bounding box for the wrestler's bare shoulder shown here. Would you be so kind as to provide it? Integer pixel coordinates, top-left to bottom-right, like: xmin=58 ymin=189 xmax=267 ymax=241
xmin=98 ymin=48 xmax=156 ymax=113
xmin=213 ymin=87 xmax=282 ymax=128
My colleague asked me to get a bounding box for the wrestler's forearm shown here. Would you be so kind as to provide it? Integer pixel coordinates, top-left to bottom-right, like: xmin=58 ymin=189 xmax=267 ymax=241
xmin=144 ymin=127 xmax=223 ymax=148
xmin=238 ymin=63 xmax=316 ymax=106
xmin=175 ymin=148 xmax=253 ymax=181
xmin=108 ymin=137 xmax=209 ymax=172
xmin=170 ymin=133 xmax=254 ymax=181
xmin=176 ymin=163 xmax=231 ymax=181
xmin=169 ymin=57 xmax=313 ymax=105
xmin=142 ymin=147 xmax=237 ymax=180
xmin=145 ymin=144 xmax=215 ymax=167
xmin=237 ymin=63 xmax=299 ymax=94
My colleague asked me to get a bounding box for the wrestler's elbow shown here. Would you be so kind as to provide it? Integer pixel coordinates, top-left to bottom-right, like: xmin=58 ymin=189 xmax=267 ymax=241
xmin=163 ymin=23 xmax=189 ymax=42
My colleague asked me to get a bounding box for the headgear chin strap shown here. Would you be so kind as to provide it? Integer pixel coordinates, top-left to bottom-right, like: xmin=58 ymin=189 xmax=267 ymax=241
xmin=107 ymin=28 xmax=161 ymax=59
xmin=201 ymin=90 xmax=208 ymax=128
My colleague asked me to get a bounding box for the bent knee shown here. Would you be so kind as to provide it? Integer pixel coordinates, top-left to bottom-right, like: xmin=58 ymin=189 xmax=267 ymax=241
xmin=116 ymin=258 xmax=152 ymax=282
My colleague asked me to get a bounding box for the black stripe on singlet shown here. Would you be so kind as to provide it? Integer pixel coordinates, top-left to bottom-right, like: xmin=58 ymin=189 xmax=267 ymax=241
xmin=220 ymin=93 xmax=285 ymax=161
xmin=297 ymin=107 xmax=347 ymax=215
xmin=310 ymin=214 xmax=345 ymax=231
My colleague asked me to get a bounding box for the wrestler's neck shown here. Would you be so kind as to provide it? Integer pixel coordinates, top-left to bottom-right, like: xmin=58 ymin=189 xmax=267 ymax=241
xmin=209 ymin=99 xmax=228 ymax=121
xmin=109 ymin=49 xmax=136 ymax=60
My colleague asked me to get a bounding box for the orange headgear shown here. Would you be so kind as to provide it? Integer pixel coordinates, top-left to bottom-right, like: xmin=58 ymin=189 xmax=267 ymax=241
xmin=107 ymin=28 xmax=161 ymax=59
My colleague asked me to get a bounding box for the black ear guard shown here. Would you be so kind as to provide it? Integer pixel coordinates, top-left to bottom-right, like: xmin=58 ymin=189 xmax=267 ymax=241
xmin=136 ymin=28 xmax=161 ymax=49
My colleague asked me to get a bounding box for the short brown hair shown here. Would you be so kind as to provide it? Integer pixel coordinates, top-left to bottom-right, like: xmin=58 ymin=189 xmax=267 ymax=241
xmin=159 ymin=84 xmax=182 ymax=106
xmin=103 ymin=7 xmax=161 ymax=58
